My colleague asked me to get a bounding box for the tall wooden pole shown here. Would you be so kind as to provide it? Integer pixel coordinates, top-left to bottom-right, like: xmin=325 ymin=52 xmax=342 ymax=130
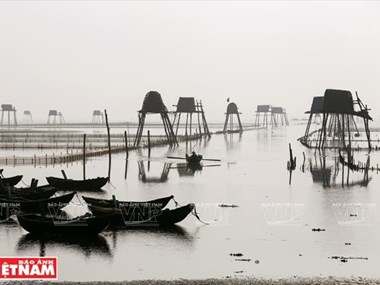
xmin=147 ymin=130 xmax=151 ymax=157
xmin=105 ymin=109 xmax=111 ymax=182
xmin=83 ymin=133 xmax=86 ymax=180
xmin=124 ymin=131 xmax=129 ymax=160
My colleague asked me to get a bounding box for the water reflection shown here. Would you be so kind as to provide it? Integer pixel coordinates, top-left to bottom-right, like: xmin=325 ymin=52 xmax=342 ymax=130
xmin=176 ymin=163 xmax=202 ymax=176
xmin=184 ymin=137 xmax=210 ymax=154
xmin=307 ymin=152 xmax=372 ymax=188
xmin=16 ymin=233 xmax=112 ymax=258
xmin=224 ymin=132 xmax=242 ymax=150
xmin=137 ymin=161 xmax=172 ymax=183
xmin=107 ymin=225 xmax=195 ymax=249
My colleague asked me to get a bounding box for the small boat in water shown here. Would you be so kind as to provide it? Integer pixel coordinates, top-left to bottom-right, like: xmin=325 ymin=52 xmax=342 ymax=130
xmin=46 ymin=176 xmax=108 ymax=191
xmin=186 ymin=152 xmax=203 ymax=165
xmin=0 ymin=185 xmax=57 ymax=200
xmin=82 ymin=195 xmax=174 ymax=209
xmin=17 ymin=213 xmax=111 ymax=235
xmin=0 ymin=192 xmax=76 ymax=219
xmin=87 ymin=203 xmax=195 ymax=227
xmin=0 ymin=175 xmax=23 ymax=187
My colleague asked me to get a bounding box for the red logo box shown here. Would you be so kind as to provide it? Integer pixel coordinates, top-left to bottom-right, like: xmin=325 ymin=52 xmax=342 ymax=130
xmin=0 ymin=257 xmax=57 ymax=280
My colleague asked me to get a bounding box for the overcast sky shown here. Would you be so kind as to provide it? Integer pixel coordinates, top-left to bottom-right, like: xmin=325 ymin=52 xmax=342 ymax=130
xmin=1 ymin=1 xmax=379 ymax=123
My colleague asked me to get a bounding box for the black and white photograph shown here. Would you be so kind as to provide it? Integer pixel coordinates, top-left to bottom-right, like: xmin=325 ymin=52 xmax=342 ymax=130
xmin=1 ymin=1 xmax=380 ymax=284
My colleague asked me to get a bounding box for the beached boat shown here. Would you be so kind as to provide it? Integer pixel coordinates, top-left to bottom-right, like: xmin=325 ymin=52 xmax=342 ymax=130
xmin=0 ymin=185 xmax=57 ymax=200
xmin=87 ymin=203 xmax=195 ymax=227
xmin=0 ymin=175 xmax=23 ymax=187
xmin=46 ymin=176 xmax=108 ymax=191
xmin=82 ymin=195 xmax=174 ymax=209
xmin=0 ymin=192 xmax=75 ymax=218
xmin=17 ymin=213 xmax=111 ymax=235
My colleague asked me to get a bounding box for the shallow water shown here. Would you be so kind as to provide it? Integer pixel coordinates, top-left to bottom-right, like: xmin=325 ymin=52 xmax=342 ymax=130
xmin=1 ymin=125 xmax=380 ymax=281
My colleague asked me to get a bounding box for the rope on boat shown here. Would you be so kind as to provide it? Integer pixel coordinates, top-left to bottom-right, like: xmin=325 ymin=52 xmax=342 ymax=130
xmin=172 ymin=196 xmax=180 ymax=207
xmin=107 ymin=181 xmax=117 ymax=189
xmin=191 ymin=205 xmax=209 ymax=225
xmin=20 ymin=179 xmax=30 ymax=187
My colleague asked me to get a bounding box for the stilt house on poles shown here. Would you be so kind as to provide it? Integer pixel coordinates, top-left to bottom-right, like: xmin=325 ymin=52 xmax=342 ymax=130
xmin=133 ymin=91 xmax=178 ymax=147
xmin=1 ymin=104 xmax=17 ymax=126
xmin=271 ymin=107 xmax=289 ymax=127
xmin=223 ymin=102 xmax=243 ymax=133
xmin=172 ymin=97 xmax=211 ymax=137
xmin=299 ymin=89 xmax=372 ymax=150
xmin=254 ymin=105 xmax=271 ymax=128
xmin=92 ymin=110 xmax=104 ymax=124
xmin=23 ymin=110 xmax=33 ymax=123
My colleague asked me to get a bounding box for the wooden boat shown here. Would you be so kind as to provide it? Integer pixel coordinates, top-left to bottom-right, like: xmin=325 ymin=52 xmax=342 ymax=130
xmin=88 ymin=203 xmax=195 ymax=227
xmin=0 ymin=185 xmax=57 ymax=200
xmin=0 ymin=175 xmax=23 ymax=187
xmin=0 ymin=192 xmax=75 ymax=219
xmin=46 ymin=176 xmax=108 ymax=191
xmin=17 ymin=213 xmax=111 ymax=235
xmin=82 ymin=195 xmax=174 ymax=210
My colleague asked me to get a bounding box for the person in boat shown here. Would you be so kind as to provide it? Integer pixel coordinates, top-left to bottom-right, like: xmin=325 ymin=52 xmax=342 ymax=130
xmin=186 ymin=151 xmax=202 ymax=164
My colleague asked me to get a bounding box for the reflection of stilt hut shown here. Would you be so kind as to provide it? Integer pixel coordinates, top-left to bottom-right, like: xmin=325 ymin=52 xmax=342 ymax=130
xmin=47 ymin=110 xmax=65 ymax=124
xmin=92 ymin=110 xmax=104 ymax=124
xmin=138 ymin=161 xmax=171 ymax=183
xmin=172 ymin=97 xmax=211 ymax=137
xmin=134 ymin=91 xmax=178 ymax=147
xmin=223 ymin=102 xmax=242 ymax=133
xmin=254 ymin=105 xmax=271 ymax=128
xmin=1 ymin=104 xmax=17 ymax=126
xmin=300 ymin=89 xmax=372 ymax=150
xmin=309 ymin=156 xmax=332 ymax=188
xmin=23 ymin=111 xmax=33 ymax=123
xmin=271 ymin=107 xmax=289 ymax=127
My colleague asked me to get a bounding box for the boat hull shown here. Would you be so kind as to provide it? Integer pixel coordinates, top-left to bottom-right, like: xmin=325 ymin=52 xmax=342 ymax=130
xmin=88 ymin=203 xmax=194 ymax=227
xmin=17 ymin=213 xmax=110 ymax=235
xmin=46 ymin=177 xmax=107 ymax=191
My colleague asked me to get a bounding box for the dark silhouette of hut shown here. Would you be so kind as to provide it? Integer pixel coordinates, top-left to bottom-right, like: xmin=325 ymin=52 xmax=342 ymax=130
xmin=223 ymin=102 xmax=242 ymax=133
xmin=23 ymin=110 xmax=33 ymax=123
xmin=254 ymin=105 xmax=271 ymax=128
xmin=92 ymin=110 xmax=104 ymax=124
xmin=271 ymin=107 xmax=289 ymax=127
xmin=172 ymin=97 xmax=211 ymax=137
xmin=47 ymin=110 xmax=65 ymax=124
xmin=300 ymin=89 xmax=372 ymax=150
xmin=133 ymin=91 xmax=178 ymax=147
xmin=1 ymin=104 xmax=17 ymax=126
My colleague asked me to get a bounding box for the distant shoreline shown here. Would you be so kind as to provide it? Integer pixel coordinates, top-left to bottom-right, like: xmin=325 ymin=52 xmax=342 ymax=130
xmin=4 ymin=277 xmax=380 ymax=285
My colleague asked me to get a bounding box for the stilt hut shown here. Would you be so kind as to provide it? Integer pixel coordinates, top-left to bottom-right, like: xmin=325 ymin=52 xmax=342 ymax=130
xmin=172 ymin=97 xmax=211 ymax=137
xmin=223 ymin=102 xmax=243 ymax=133
xmin=300 ymin=89 xmax=372 ymax=150
xmin=23 ymin=110 xmax=33 ymax=123
xmin=133 ymin=91 xmax=178 ymax=147
xmin=271 ymin=107 xmax=289 ymax=127
xmin=1 ymin=104 xmax=17 ymax=126
xmin=254 ymin=105 xmax=271 ymax=128
xmin=92 ymin=110 xmax=104 ymax=124
xmin=47 ymin=110 xmax=65 ymax=124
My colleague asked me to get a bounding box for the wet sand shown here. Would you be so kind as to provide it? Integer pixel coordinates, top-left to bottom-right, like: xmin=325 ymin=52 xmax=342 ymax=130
xmin=3 ymin=277 xmax=380 ymax=285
